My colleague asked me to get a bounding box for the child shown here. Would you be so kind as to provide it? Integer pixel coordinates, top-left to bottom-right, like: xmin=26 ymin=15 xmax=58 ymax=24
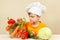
xmin=25 ymin=2 xmax=52 ymax=40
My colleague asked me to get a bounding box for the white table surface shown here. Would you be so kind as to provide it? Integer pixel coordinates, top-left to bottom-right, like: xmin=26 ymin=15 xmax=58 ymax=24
xmin=0 ymin=34 xmax=60 ymax=40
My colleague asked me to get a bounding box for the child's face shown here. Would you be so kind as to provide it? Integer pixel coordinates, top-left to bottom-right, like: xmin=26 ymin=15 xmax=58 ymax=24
xmin=28 ymin=12 xmax=40 ymax=23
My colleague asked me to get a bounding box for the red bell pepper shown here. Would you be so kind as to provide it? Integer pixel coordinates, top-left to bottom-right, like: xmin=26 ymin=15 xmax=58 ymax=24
xmin=8 ymin=19 xmax=16 ymax=24
xmin=19 ymin=31 xmax=28 ymax=39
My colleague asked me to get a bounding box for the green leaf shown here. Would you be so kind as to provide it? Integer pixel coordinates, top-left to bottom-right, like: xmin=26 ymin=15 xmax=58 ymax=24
xmin=33 ymin=36 xmax=39 ymax=39
xmin=23 ymin=18 xmax=26 ymax=22
xmin=7 ymin=17 xmax=9 ymax=20
xmin=11 ymin=23 xmax=19 ymax=29
xmin=9 ymin=29 xmax=14 ymax=34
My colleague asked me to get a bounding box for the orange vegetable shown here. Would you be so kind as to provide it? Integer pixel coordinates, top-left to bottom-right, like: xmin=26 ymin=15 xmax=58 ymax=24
xmin=19 ymin=25 xmax=27 ymax=32
xmin=6 ymin=24 xmax=13 ymax=31
xmin=15 ymin=30 xmax=19 ymax=38
xmin=10 ymin=26 xmax=20 ymax=38
xmin=17 ymin=18 xmax=22 ymax=23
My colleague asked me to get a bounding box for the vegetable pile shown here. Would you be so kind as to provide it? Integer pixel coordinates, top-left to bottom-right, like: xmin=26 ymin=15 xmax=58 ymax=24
xmin=6 ymin=17 xmax=38 ymax=39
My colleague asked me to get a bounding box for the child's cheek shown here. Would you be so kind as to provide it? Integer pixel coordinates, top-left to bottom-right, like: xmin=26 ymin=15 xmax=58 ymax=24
xmin=32 ymin=19 xmax=37 ymax=22
xmin=29 ymin=17 xmax=37 ymax=22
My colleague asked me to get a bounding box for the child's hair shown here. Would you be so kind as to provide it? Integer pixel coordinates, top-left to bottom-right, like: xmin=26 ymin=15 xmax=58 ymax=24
xmin=28 ymin=12 xmax=40 ymax=17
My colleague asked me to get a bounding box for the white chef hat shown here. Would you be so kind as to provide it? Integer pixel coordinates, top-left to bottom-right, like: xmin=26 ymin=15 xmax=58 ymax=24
xmin=25 ymin=2 xmax=46 ymax=16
